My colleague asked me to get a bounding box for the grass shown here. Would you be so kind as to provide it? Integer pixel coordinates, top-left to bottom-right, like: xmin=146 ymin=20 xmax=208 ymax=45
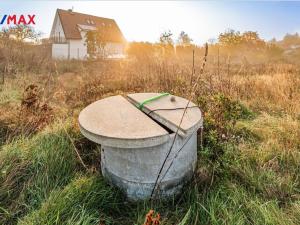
xmin=19 ymin=175 xmax=124 ymax=225
xmin=0 ymin=46 xmax=300 ymax=224
xmin=0 ymin=121 xmax=79 ymax=224
xmin=1 ymin=106 xmax=299 ymax=224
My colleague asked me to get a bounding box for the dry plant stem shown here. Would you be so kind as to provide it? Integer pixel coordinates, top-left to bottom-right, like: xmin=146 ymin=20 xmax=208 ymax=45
xmin=217 ymin=46 xmax=220 ymax=77
xmin=150 ymin=44 xmax=208 ymax=200
xmin=200 ymin=127 xmax=203 ymax=150
xmin=157 ymin=107 xmax=203 ymax=185
xmin=190 ymin=49 xmax=195 ymax=85
xmin=157 ymin=129 xmax=198 ymax=185
xmin=62 ymin=126 xmax=89 ymax=171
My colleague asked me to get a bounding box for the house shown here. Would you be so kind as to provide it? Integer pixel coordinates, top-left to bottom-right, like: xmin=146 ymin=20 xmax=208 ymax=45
xmin=50 ymin=9 xmax=126 ymax=60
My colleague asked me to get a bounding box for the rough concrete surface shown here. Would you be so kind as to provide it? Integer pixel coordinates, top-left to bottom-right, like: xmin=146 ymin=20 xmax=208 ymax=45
xmin=127 ymin=93 xmax=202 ymax=137
xmin=78 ymin=93 xmax=203 ymax=200
xmin=78 ymin=95 xmax=169 ymax=148
xmin=101 ymin=132 xmax=197 ymax=200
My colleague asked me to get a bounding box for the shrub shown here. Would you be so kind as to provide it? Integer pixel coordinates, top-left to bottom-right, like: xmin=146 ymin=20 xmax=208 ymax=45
xmin=198 ymin=94 xmax=255 ymax=159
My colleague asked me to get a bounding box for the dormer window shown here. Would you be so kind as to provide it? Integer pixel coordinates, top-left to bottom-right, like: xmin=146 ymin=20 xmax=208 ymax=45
xmin=86 ymin=19 xmax=90 ymax=24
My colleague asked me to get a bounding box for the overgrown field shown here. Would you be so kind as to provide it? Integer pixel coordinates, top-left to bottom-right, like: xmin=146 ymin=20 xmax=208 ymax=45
xmin=1 ymin=46 xmax=300 ymax=224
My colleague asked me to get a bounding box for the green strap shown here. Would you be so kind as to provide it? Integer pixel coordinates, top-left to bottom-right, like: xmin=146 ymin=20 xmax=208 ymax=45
xmin=138 ymin=93 xmax=169 ymax=109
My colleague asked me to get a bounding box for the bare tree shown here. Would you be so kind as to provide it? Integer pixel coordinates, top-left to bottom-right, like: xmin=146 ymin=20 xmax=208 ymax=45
xmin=159 ymin=30 xmax=173 ymax=45
xmin=6 ymin=25 xmax=41 ymax=42
xmin=177 ymin=31 xmax=193 ymax=46
xmin=208 ymin=38 xmax=217 ymax=45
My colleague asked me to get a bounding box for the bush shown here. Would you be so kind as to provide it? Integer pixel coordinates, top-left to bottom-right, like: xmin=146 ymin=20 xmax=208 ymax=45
xmin=198 ymin=94 xmax=255 ymax=159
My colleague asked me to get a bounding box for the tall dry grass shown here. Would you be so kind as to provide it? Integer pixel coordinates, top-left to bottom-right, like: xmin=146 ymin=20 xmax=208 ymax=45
xmin=1 ymin=40 xmax=300 ymax=224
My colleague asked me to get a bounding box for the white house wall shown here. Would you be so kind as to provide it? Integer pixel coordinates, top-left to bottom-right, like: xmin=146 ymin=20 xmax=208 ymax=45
xmin=51 ymin=12 xmax=69 ymax=59
xmin=50 ymin=13 xmax=66 ymax=42
xmin=52 ymin=41 xmax=125 ymax=60
xmin=52 ymin=43 xmax=68 ymax=59
xmin=69 ymin=39 xmax=87 ymax=59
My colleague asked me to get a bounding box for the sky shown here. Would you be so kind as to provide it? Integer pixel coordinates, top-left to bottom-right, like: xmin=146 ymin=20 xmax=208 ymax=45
xmin=0 ymin=1 xmax=300 ymax=44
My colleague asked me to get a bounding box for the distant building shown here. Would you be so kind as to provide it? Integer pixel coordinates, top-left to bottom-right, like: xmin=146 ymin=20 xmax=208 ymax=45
xmin=50 ymin=9 xmax=126 ymax=60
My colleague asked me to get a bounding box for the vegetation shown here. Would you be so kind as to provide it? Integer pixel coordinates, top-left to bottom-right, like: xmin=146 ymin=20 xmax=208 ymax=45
xmin=0 ymin=26 xmax=300 ymax=224
xmin=85 ymin=28 xmax=108 ymax=59
xmin=177 ymin=31 xmax=193 ymax=46
xmin=0 ymin=25 xmax=41 ymax=42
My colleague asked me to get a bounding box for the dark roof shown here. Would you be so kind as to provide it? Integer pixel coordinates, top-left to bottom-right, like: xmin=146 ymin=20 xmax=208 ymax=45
xmin=57 ymin=9 xmax=125 ymax=43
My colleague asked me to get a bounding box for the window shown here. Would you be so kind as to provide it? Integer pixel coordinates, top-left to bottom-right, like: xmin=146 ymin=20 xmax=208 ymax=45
xmin=90 ymin=20 xmax=95 ymax=25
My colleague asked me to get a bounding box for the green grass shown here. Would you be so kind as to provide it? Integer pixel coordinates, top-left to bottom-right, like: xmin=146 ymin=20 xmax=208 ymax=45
xmin=0 ymin=107 xmax=299 ymax=224
xmin=0 ymin=121 xmax=79 ymax=224
xmin=18 ymin=175 xmax=124 ymax=225
xmin=0 ymin=85 xmax=21 ymax=106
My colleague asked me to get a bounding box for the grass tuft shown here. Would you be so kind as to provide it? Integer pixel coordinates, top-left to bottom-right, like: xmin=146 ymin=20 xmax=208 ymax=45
xmin=0 ymin=121 xmax=79 ymax=224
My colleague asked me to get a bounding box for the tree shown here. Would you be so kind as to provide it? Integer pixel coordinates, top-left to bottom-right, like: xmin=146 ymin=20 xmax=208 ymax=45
xmin=218 ymin=29 xmax=242 ymax=46
xmin=208 ymin=38 xmax=217 ymax=45
xmin=241 ymin=31 xmax=265 ymax=49
xmin=269 ymin=38 xmax=277 ymax=43
xmin=0 ymin=27 xmax=10 ymax=39
xmin=282 ymin=33 xmax=300 ymax=47
xmin=85 ymin=28 xmax=107 ymax=59
xmin=85 ymin=31 xmax=97 ymax=58
xmin=241 ymin=31 xmax=259 ymax=41
xmin=177 ymin=31 xmax=192 ymax=46
xmin=5 ymin=25 xmax=41 ymax=42
xmin=218 ymin=29 xmax=266 ymax=50
xmin=159 ymin=30 xmax=173 ymax=45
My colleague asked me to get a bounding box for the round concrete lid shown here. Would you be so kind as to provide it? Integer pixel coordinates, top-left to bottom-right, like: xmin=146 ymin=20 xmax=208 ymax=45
xmin=127 ymin=93 xmax=203 ymax=137
xmin=78 ymin=95 xmax=170 ymax=148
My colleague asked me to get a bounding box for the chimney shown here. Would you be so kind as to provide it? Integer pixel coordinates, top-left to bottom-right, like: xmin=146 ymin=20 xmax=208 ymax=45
xmin=68 ymin=7 xmax=74 ymax=14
